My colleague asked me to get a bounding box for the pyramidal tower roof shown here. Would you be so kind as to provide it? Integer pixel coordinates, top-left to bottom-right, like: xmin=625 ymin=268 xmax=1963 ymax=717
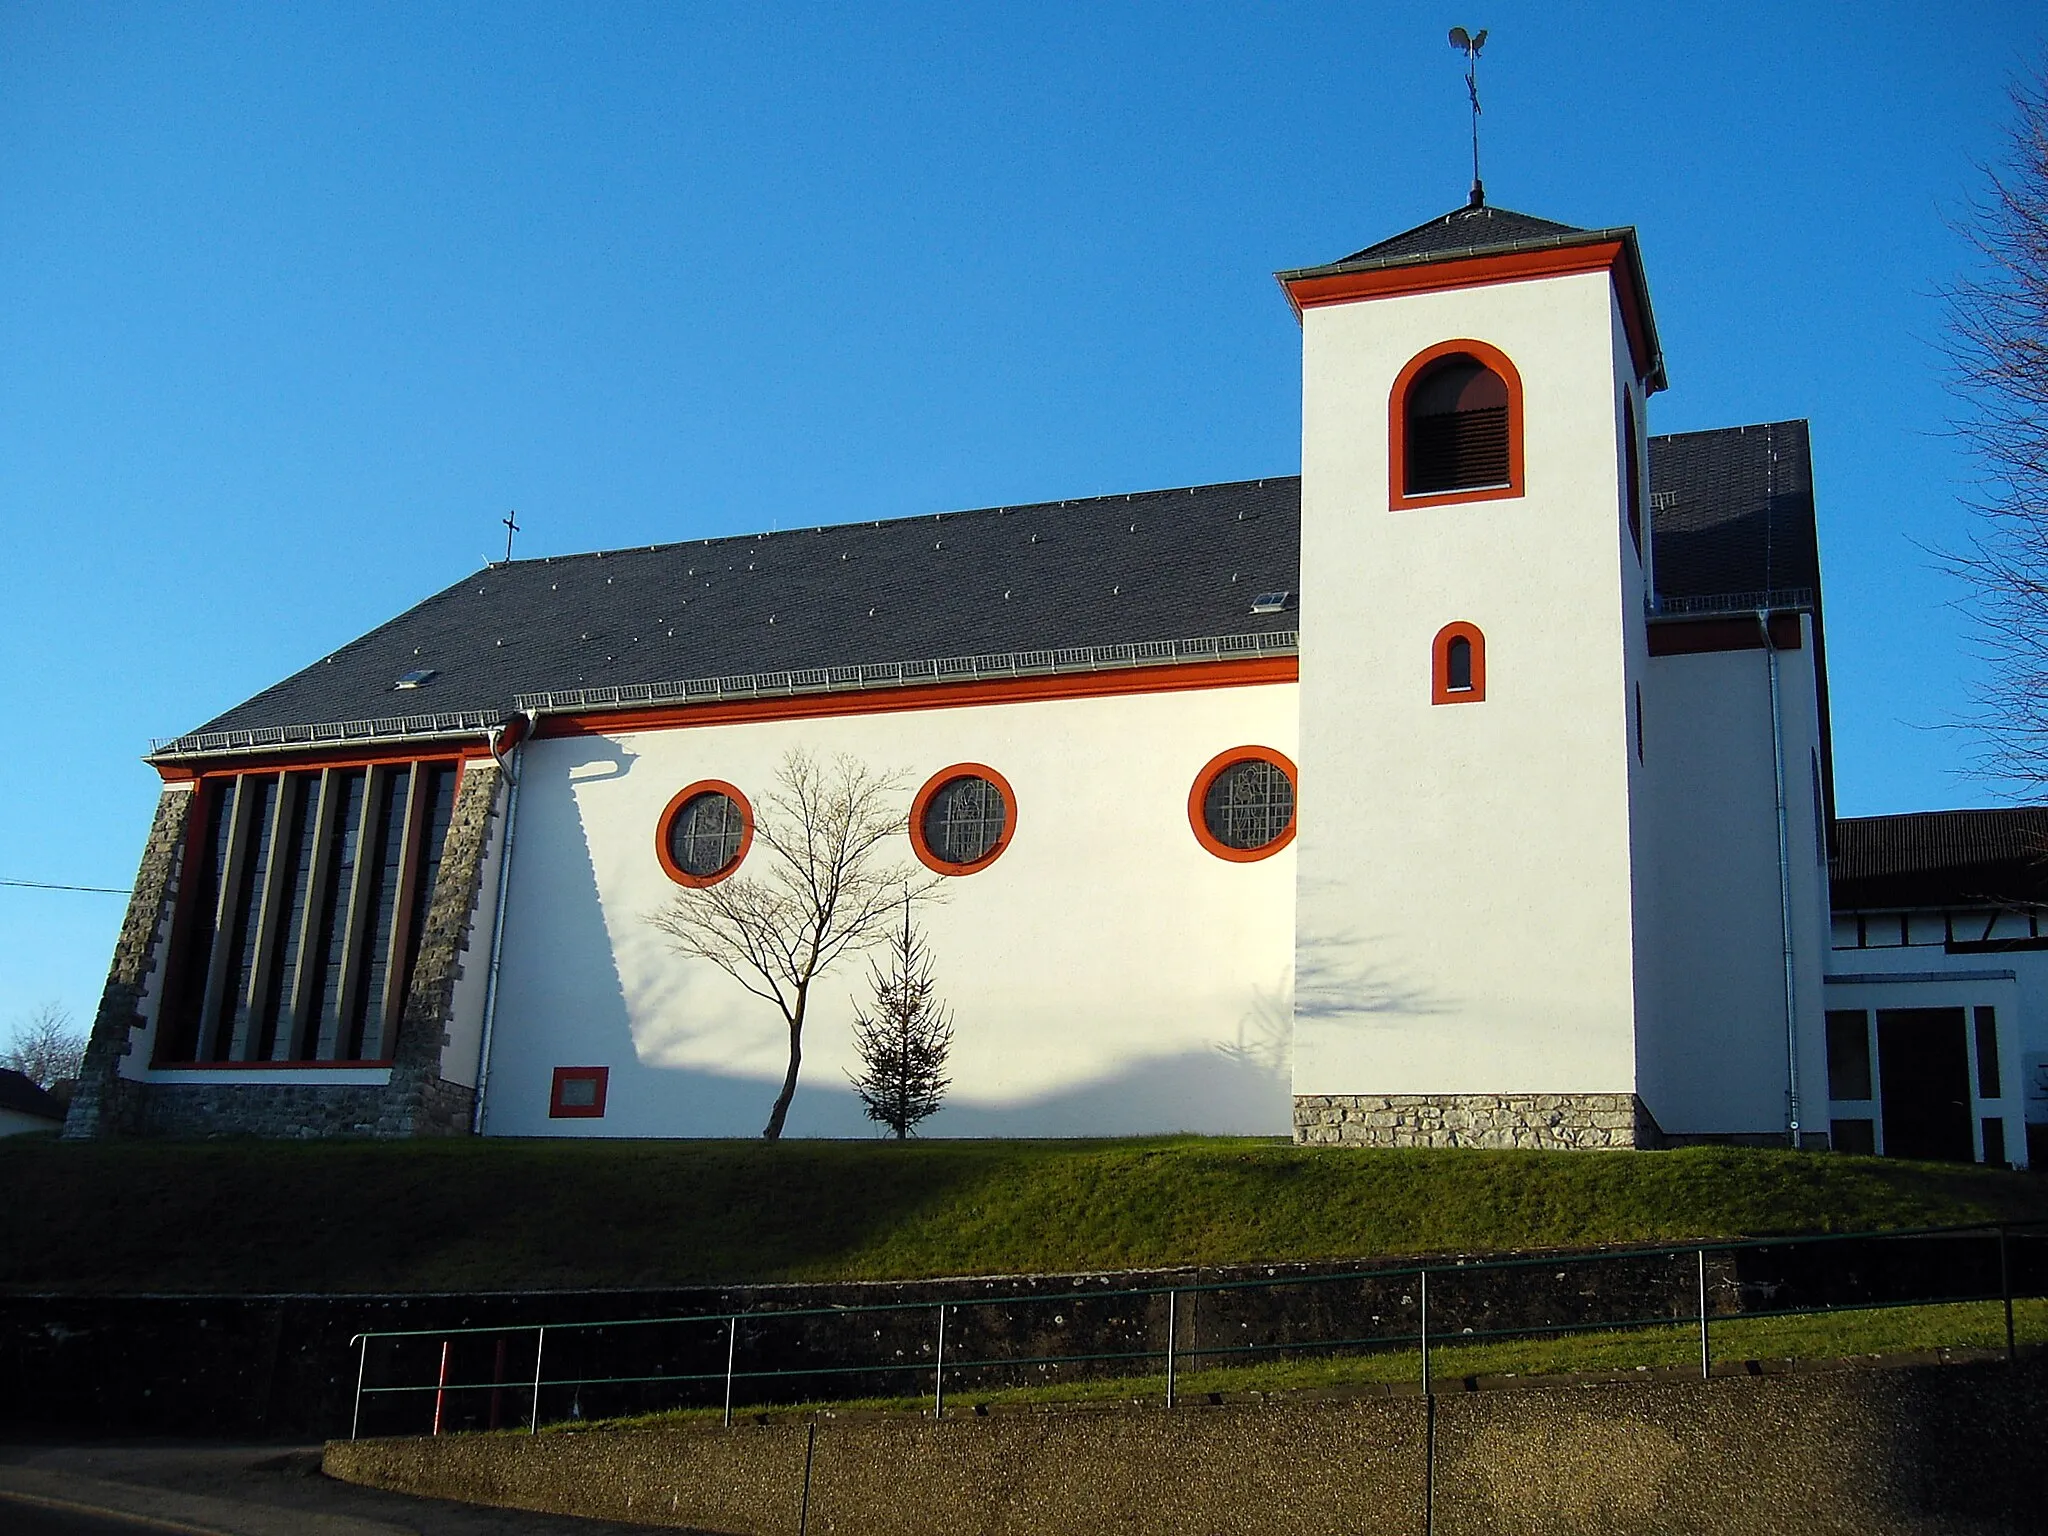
xmin=1338 ymin=202 xmax=1590 ymax=265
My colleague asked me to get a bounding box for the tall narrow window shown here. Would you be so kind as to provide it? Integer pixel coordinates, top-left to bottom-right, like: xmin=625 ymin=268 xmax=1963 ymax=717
xmin=155 ymin=760 xmax=463 ymax=1066
xmin=1390 ymin=340 xmax=1524 ymax=508
xmin=1431 ymin=622 xmax=1487 ymax=704
xmin=1622 ymin=392 xmax=1643 ymax=559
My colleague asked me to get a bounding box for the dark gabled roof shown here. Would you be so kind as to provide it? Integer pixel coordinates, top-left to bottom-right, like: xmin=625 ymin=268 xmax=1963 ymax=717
xmin=1647 ymin=421 xmax=1819 ymax=615
xmin=163 ymin=479 xmax=1302 ymax=754
xmin=1335 ymin=203 xmax=1590 ymax=267
xmin=1831 ymin=809 xmax=2048 ymax=911
xmin=0 ymin=1068 xmax=64 ymax=1123
xmin=153 ymin=423 xmax=1823 ymax=758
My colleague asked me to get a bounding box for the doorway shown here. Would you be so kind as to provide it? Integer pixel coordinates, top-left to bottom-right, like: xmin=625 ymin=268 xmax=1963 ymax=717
xmin=1877 ymin=1008 xmax=1974 ymax=1162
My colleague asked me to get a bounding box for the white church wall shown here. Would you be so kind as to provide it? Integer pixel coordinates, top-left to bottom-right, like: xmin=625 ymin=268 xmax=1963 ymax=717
xmin=478 ymin=679 xmax=1299 ymax=1139
xmin=1293 ymin=269 xmax=1647 ymax=1102
xmin=1635 ymin=618 xmax=1831 ymax=1138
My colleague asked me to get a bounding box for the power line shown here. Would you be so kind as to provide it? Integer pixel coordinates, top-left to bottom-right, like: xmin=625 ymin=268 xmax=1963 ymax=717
xmin=0 ymin=878 xmax=132 ymax=895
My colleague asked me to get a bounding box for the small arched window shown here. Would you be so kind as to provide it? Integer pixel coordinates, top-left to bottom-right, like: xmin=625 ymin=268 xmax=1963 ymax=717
xmin=1622 ymin=392 xmax=1643 ymax=559
xmin=1432 ymin=622 xmax=1486 ymax=704
xmin=1390 ymin=341 xmax=1523 ymax=508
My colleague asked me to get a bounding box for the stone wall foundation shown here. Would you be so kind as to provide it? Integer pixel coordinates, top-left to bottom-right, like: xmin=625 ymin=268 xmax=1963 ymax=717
xmin=1292 ymin=1092 xmax=1661 ymax=1150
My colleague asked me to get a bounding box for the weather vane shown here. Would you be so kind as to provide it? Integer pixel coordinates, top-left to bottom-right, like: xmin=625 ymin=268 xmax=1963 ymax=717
xmin=503 ymin=509 xmax=521 ymax=563
xmin=1449 ymin=26 xmax=1488 ymax=207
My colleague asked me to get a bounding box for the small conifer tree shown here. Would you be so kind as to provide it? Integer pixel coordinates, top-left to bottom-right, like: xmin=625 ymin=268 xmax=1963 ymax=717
xmin=846 ymin=897 xmax=954 ymax=1138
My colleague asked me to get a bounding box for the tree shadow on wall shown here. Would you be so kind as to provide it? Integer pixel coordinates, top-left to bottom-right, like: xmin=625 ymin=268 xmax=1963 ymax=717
xmin=1295 ymin=923 xmax=1454 ymax=1029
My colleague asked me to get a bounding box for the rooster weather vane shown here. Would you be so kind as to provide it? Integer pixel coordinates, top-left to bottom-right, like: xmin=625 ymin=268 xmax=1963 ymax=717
xmin=1449 ymin=26 xmax=1488 ymax=207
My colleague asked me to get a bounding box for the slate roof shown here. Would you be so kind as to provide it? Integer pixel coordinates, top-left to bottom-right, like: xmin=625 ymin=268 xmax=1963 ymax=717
xmin=156 ymin=423 xmax=1820 ymax=759
xmin=1831 ymin=809 xmax=2048 ymax=911
xmin=1648 ymin=421 xmax=1819 ymax=613
xmin=0 ymin=1068 xmax=65 ymax=1124
xmin=1334 ymin=204 xmax=1591 ymax=267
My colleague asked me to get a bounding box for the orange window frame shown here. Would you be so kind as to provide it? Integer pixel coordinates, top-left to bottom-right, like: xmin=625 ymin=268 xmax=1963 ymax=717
xmin=1188 ymin=746 xmax=1299 ymax=863
xmin=1388 ymin=338 xmax=1526 ymax=511
xmin=909 ymin=763 xmax=1017 ymax=876
xmin=1432 ymin=622 xmax=1487 ymax=705
xmin=655 ymin=779 xmax=755 ymax=888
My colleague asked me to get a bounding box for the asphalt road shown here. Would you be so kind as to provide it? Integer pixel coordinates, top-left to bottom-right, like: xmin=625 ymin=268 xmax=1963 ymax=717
xmin=0 ymin=1443 xmax=689 ymax=1536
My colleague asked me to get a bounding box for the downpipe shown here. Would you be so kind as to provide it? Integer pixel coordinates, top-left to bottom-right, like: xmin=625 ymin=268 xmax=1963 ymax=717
xmin=472 ymin=711 xmax=535 ymax=1135
xmin=1758 ymin=611 xmax=1802 ymax=1146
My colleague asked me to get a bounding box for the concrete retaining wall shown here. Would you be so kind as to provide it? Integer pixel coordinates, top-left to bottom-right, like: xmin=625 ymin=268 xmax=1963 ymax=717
xmin=327 ymin=1357 xmax=2048 ymax=1535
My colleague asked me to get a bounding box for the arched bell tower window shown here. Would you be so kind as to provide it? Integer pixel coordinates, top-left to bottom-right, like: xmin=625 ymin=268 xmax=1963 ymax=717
xmin=1389 ymin=339 xmax=1524 ymax=510
xmin=1432 ymin=622 xmax=1487 ymax=704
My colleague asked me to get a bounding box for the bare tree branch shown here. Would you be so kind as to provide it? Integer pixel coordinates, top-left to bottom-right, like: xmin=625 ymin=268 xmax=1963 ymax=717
xmin=1941 ymin=62 xmax=2048 ymax=789
xmin=3 ymin=1002 xmax=85 ymax=1091
xmin=647 ymin=749 xmax=941 ymax=1138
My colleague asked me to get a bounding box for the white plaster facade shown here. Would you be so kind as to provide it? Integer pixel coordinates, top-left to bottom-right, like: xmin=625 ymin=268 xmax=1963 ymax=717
xmin=479 ymin=683 xmax=1297 ymax=1138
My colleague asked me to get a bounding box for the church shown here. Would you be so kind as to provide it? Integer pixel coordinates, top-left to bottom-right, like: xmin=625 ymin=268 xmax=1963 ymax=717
xmin=63 ymin=197 xmax=2046 ymax=1165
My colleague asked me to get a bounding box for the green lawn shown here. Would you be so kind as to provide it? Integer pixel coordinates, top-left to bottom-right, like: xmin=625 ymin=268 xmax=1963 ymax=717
xmin=577 ymin=1299 xmax=2048 ymax=1430
xmin=3 ymin=1134 xmax=2043 ymax=1295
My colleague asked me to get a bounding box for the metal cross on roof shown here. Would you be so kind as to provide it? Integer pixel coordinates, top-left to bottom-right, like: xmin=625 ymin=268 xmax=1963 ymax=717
xmin=503 ymin=509 xmax=521 ymax=563
xmin=1449 ymin=26 xmax=1488 ymax=207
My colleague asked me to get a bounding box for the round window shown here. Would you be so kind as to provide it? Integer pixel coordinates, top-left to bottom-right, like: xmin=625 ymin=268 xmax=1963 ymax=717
xmin=656 ymin=781 xmax=753 ymax=887
xmin=1190 ymin=749 xmax=1297 ymax=862
xmin=911 ymin=765 xmax=1015 ymax=874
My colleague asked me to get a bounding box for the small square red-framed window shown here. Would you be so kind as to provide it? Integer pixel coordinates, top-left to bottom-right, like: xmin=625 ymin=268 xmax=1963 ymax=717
xmin=549 ymin=1066 xmax=609 ymax=1119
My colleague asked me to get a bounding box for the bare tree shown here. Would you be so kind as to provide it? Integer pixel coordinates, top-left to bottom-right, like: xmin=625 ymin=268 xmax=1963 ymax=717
xmin=4 ymin=1002 xmax=86 ymax=1091
xmin=1943 ymin=63 xmax=2048 ymax=787
xmin=846 ymin=896 xmax=955 ymax=1138
xmin=650 ymin=750 xmax=939 ymax=1139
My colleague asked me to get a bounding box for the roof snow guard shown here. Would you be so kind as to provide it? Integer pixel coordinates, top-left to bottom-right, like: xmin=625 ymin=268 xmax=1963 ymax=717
xmin=150 ymin=631 xmax=1300 ymax=762
xmin=1275 ymin=203 xmax=1666 ymax=394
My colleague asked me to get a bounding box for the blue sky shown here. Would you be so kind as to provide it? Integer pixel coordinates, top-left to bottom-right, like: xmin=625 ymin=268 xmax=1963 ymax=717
xmin=2 ymin=2 xmax=2042 ymax=1033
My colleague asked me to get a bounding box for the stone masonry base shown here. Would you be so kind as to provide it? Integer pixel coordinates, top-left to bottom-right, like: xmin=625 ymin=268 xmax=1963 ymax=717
xmin=1293 ymin=1092 xmax=1660 ymax=1150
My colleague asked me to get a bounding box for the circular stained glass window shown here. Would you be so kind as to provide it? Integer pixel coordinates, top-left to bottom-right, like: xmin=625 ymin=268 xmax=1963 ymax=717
xmin=664 ymin=788 xmax=748 ymax=882
xmin=1201 ymin=756 xmax=1295 ymax=854
xmin=919 ymin=774 xmax=1009 ymax=870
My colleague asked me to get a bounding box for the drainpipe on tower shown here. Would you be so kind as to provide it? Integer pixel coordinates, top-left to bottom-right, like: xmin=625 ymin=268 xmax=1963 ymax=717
xmin=1757 ymin=611 xmax=1802 ymax=1147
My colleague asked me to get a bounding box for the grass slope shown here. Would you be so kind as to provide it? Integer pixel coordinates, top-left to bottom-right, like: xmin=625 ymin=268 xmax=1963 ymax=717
xmin=3 ymin=1135 xmax=2043 ymax=1296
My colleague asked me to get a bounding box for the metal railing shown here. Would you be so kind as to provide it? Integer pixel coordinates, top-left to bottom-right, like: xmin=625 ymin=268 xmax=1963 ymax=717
xmin=346 ymin=1218 xmax=2045 ymax=1440
xmin=514 ymin=631 xmax=1299 ymax=715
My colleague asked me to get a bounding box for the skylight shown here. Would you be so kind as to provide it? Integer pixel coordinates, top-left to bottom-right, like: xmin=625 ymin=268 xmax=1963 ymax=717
xmin=1250 ymin=591 xmax=1293 ymax=614
xmin=394 ymin=668 xmax=438 ymax=690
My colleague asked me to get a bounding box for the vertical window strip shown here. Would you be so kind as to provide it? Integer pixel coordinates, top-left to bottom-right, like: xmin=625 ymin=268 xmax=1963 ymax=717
xmin=210 ymin=774 xmax=280 ymax=1061
xmin=159 ymin=779 xmax=237 ymax=1063
xmin=308 ymin=769 xmax=369 ymax=1059
xmin=345 ymin=766 xmax=413 ymax=1061
xmin=254 ymin=774 xmax=321 ymax=1060
xmin=396 ymin=764 xmax=459 ymax=1015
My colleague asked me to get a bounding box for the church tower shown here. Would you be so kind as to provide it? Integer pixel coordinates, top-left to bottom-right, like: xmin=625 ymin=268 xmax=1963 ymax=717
xmin=1283 ymin=202 xmax=1669 ymax=1149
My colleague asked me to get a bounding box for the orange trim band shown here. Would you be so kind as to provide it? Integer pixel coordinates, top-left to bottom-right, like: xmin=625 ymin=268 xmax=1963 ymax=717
xmin=1431 ymin=622 xmax=1487 ymax=704
xmin=1388 ymin=339 xmax=1526 ymax=511
xmin=1188 ymin=746 xmax=1299 ymax=863
xmin=1284 ymin=239 xmax=1660 ymax=390
xmin=541 ymin=655 xmax=1297 ymax=739
xmin=909 ymin=763 xmax=1017 ymax=876
xmin=655 ymin=780 xmax=756 ymax=888
xmin=154 ymin=740 xmax=488 ymax=783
